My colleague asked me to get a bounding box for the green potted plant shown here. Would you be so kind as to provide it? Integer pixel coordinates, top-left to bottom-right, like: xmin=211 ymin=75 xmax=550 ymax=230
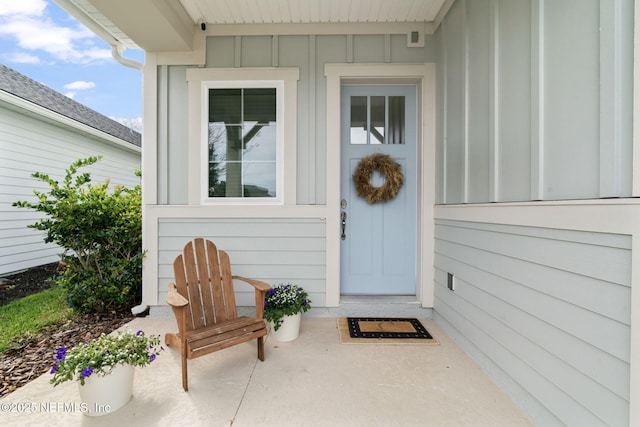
xmin=263 ymin=282 xmax=312 ymax=342
xmin=50 ymin=329 xmax=162 ymax=416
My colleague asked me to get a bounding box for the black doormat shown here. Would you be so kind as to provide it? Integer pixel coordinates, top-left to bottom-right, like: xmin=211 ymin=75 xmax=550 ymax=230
xmin=338 ymin=317 xmax=438 ymax=345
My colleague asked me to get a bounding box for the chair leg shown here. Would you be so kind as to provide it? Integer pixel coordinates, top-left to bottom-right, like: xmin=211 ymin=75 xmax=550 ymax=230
xmin=257 ymin=336 xmax=265 ymax=361
xmin=182 ymin=352 xmax=189 ymax=391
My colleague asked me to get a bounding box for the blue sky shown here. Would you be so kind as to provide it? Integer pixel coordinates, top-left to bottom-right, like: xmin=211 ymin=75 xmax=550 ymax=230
xmin=0 ymin=0 xmax=143 ymax=125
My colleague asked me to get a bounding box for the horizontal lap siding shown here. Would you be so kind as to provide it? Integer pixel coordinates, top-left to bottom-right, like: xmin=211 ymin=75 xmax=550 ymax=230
xmin=157 ymin=218 xmax=326 ymax=306
xmin=0 ymin=106 xmax=140 ymax=275
xmin=434 ymin=219 xmax=630 ymax=427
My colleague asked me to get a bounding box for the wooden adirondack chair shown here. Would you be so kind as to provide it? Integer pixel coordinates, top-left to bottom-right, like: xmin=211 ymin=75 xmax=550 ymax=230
xmin=165 ymin=238 xmax=270 ymax=391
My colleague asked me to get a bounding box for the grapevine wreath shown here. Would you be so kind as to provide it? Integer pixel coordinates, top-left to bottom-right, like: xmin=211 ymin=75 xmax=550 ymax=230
xmin=352 ymin=153 xmax=404 ymax=204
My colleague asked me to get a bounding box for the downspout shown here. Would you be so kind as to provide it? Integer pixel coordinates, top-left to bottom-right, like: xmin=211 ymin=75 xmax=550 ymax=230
xmin=112 ymin=45 xmax=148 ymax=316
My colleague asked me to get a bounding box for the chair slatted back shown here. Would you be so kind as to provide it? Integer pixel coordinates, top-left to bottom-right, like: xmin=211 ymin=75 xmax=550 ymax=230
xmin=173 ymin=238 xmax=238 ymax=331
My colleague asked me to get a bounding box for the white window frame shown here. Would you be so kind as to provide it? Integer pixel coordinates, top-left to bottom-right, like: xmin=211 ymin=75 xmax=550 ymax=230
xmin=186 ymin=68 xmax=299 ymax=206
xmin=203 ymin=80 xmax=282 ymax=204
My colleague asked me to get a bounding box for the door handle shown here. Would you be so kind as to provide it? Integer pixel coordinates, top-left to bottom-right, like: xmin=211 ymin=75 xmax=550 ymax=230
xmin=341 ymin=211 xmax=347 ymax=240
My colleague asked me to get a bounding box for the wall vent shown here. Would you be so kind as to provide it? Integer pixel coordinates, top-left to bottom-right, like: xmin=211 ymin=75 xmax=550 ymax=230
xmin=407 ymin=30 xmax=424 ymax=48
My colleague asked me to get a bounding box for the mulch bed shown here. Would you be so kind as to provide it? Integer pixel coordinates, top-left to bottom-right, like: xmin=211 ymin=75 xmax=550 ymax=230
xmin=0 ymin=262 xmax=60 ymax=306
xmin=0 ymin=264 xmax=136 ymax=398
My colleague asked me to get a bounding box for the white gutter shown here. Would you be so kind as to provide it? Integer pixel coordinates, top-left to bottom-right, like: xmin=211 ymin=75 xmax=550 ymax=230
xmin=111 ymin=45 xmax=144 ymax=71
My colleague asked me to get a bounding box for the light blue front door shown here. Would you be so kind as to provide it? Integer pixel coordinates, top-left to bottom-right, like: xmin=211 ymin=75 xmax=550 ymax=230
xmin=340 ymin=85 xmax=417 ymax=295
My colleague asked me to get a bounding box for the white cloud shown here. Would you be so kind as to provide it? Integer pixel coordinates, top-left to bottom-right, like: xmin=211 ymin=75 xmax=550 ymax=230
xmin=64 ymin=80 xmax=95 ymax=90
xmin=111 ymin=117 xmax=143 ymax=133
xmin=0 ymin=0 xmax=47 ymax=16
xmin=63 ymin=80 xmax=95 ymax=99
xmin=4 ymin=51 xmax=41 ymax=64
xmin=0 ymin=0 xmax=111 ymax=64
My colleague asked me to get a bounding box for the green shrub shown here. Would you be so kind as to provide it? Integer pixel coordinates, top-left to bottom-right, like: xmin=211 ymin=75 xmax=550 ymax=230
xmin=13 ymin=156 xmax=143 ymax=313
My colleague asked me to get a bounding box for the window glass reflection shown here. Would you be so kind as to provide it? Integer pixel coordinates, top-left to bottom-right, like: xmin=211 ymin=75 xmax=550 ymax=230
xmin=349 ymin=95 xmax=404 ymax=145
xmin=207 ymin=88 xmax=277 ymax=198
xmin=350 ymin=96 xmax=367 ymax=144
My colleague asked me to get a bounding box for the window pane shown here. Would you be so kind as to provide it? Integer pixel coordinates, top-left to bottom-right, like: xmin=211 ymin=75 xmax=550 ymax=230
xmin=388 ymin=96 xmax=405 ymax=144
xmin=208 ymin=162 xmax=243 ymax=198
xmin=243 ymin=162 xmax=276 ymax=197
xmin=350 ymin=96 xmax=367 ymax=144
xmin=370 ymin=96 xmax=385 ymax=144
xmin=209 ymin=89 xmax=241 ymax=124
xmin=225 ymin=161 xmax=243 ymax=196
xmin=208 ymin=162 xmax=226 ymax=197
xmin=243 ymin=123 xmax=276 ymax=161
xmin=244 ymin=88 xmax=276 ymax=122
xmin=209 ymin=123 xmax=243 ymax=162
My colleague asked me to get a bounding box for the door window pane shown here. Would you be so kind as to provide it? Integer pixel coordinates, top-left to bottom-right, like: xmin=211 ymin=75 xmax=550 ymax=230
xmin=350 ymin=94 xmax=405 ymax=145
xmin=389 ymin=96 xmax=405 ymax=144
xmin=350 ymin=96 xmax=367 ymax=144
xmin=370 ymin=96 xmax=385 ymax=144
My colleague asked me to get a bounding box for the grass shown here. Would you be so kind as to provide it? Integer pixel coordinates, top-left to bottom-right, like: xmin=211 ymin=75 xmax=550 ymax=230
xmin=0 ymin=285 xmax=74 ymax=354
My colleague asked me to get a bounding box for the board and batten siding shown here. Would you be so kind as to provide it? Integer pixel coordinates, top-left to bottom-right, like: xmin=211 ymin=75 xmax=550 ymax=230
xmin=157 ymin=218 xmax=326 ymax=307
xmin=155 ymin=33 xmax=435 ymax=206
xmin=0 ymin=104 xmax=141 ymax=275
xmin=436 ymin=0 xmax=633 ymax=203
xmin=434 ymin=218 xmax=631 ymax=426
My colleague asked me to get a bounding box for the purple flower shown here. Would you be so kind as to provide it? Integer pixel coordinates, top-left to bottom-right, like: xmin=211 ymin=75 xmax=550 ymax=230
xmin=54 ymin=347 xmax=67 ymax=362
xmin=149 ymin=354 xmax=156 ymax=362
xmin=81 ymin=366 xmax=93 ymax=378
xmin=50 ymin=365 xmax=59 ymax=374
xmin=136 ymin=330 xmax=144 ymax=336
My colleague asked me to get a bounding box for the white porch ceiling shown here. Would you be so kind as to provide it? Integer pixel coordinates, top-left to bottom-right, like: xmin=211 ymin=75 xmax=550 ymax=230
xmin=181 ymin=0 xmax=448 ymax=25
xmin=55 ymin=0 xmax=450 ymax=52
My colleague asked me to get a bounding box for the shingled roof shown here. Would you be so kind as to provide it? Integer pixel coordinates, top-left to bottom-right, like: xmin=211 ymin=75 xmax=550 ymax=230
xmin=0 ymin=64 xmax=141 ymax=147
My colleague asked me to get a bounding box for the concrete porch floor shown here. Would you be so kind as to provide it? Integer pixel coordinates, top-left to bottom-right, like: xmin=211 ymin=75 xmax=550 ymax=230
xmin=1 ymin=316 xmax=535 ymax=426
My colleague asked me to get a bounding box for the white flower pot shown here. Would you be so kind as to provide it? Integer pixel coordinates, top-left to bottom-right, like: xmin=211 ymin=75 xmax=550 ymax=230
xmin=78 ymin=363 xmax=134 ymax=416
xmin=271 ymin=312 xmax=301 ymax=342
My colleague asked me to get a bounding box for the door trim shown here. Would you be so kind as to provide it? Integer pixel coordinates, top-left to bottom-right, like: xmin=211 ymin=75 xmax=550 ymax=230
xmin=324 ymin=63 xmax=436 ymax=307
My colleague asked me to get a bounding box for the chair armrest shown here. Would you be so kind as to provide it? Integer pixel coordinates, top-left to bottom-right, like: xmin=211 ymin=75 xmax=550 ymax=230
xmin=166 ymin=283 xmax=189 ymax=308
xmin=232 ymin=276 xmax=271 ymax=319
xmin=232 ymin=276 xmax=271 ymax=292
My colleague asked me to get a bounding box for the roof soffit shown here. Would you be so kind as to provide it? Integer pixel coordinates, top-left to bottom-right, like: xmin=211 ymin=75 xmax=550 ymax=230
xmin=57 ymin=0 xmax=452 ymax=52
